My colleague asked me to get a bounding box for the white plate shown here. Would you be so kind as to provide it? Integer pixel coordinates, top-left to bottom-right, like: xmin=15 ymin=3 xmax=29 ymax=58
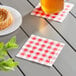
xmin=0 ymin=5 xmax=22 ymax=36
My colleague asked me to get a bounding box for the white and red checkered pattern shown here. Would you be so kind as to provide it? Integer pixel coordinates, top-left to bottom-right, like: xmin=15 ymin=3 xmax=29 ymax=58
xmin=31 ymin=3 xmax=74 ymax=22
xmin=16 ymin=35 xmax=65 ymax=66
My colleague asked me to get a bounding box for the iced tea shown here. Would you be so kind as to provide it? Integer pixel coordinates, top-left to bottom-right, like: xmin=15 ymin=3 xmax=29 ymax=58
xmin=40 ymin=0 xmax=64 ymax=14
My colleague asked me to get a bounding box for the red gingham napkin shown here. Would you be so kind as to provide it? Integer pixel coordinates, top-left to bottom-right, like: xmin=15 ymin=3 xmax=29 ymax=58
xmin=31 ymin=3 xmax=74 ymax=22
xmin=16 ymin=35 xmax=65 ymax=66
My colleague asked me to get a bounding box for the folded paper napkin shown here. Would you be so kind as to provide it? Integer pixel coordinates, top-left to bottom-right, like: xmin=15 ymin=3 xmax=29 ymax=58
xmin=31 ymin=3 xmax=74 ymax=22
xmin=16 ymin=35 xmax=65 ymax=66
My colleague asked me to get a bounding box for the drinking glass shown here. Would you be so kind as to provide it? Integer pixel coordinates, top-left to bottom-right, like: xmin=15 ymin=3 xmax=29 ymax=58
xmin=40 ymin=0 xmax=64 ymax=14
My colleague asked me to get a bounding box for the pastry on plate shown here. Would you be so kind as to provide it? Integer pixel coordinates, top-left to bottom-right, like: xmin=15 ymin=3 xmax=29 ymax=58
xmin=0 ymin=8 xmax=13 ymax=30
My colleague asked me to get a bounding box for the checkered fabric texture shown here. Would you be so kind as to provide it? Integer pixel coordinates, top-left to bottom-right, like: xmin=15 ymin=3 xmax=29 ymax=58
xmin=16 ymin=35 xmax=65 ymax=66
xmin=31 ymin=3 xmax=74 ymax=22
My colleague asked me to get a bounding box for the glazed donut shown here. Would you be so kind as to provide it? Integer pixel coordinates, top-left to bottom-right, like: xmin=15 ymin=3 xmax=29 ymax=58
xmin=0 ymin=8 xmax=13 ymax=30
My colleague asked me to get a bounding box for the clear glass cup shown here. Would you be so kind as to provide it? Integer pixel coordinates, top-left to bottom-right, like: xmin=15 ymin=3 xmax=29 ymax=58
xmin=40 ymin=0 xmax=64 ymax=14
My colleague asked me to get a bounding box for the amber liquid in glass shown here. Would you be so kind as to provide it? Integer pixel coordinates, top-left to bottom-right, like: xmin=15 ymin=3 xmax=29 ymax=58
xmin=40 ymin=0 xmax=64 ymax=14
